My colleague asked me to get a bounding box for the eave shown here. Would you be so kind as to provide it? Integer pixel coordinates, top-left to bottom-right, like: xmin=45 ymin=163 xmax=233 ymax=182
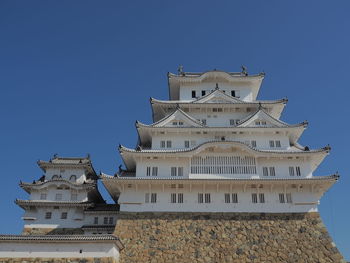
xmin=15 ymin=199 xmax=94 ymax=210
xmin=118 ymin=140 xmax=330 ymax=171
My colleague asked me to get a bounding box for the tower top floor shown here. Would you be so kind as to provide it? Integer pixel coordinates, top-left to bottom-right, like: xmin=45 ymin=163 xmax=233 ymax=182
xmin=168 ymin=69 xmax=264 ymax=101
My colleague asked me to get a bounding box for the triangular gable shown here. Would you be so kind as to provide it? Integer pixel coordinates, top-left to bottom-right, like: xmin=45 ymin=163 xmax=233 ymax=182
xmin=237 ymin=109 xmax=291 ymax=128
xmin=194 ymin=89 xmax=243 ymax=104
xmin=152 ymin=109 xmax=204 ymax=128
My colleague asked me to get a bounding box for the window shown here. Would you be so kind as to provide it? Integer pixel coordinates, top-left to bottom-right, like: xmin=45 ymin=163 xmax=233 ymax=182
xmin=232 ymin=193 xmax=238 ymax=203
xmin=61 ymin=212 xmax=68 ymax=219
xmin=45 ymin=212 xmax=52 ymax=219
xmin=201 ymin=119 xmax=207 ymax=125
xmin=192 ymin=90 xmax=196 ymax=98
xmin=202 ymin=90 xmax=206 ymax=96
xmin=71 ymin=193 xmax=78 ymax=201
xmin=296 ymin=166 xmax=301 ymax=176
xmin=279 ymin=193 xmax=285 ymax=203
xmin=229 ymin=119 xmax=235 ymax=126
xmin=55 ymin=193 xmax=62 ymax=201
xmin=269 ymin=167 xmax=276 ymax=176
xmin=184 ymin=140 xmax=190 ymax=148
xmin=286 ymin=193 xmax=292 ymax=203
xmin=252 ymin=193 xmax=258 ymax=203
xmin=275 ymin=141 xmax=281 ymax=148
xmin=259 ymin=193 xmax=265 ymax=203
xmin=224 ymin=193 xmax=230 ymax=203
xmin=109 ymin=217 xmax=113 ymax=224
xmin=151 ymin=193 xmax=157 ymax=203
xmin=40 ymin=193 xmax=47 ymax=200
xmin=145 ymin=193 xmax=150 ymax=203
xmin=171 ymin=167 xmax=177 ymax=176
xmin=166 ymin=140 xmax=172 ymax=148
xmin=263 ymin=167 xmax=269 ymax=176
xmin=69 ymin=175 xmax=77 ymax=182
xmin=190 ymin=140 xmax=196 ymax=147
xmin=172 ymin=121 xmax=178 ymax=125
xmin=52 ymin=175 xmax=59 ymax=180
xmin=289 ymin=167 xmax=295 ymax=176
xmin=255 ymin=121 xmax=260 ymax=125
xmin=198 ymin=193 xmax=203 ymax=203
xmin=261 ymin=121 xmax=266 ymax=125
xmin=178 ymin=167 xmax=183 ymax=176
xmin=104 ymin=217 xmax=108 ymax=224
xmin=146 ymin=167 xmax=151 ymax=176
xmin=205 ymin=193 xmax=211 ymax=203
xmin=231 ymin=90 xmax=236 ymax=97
xmin=160 ymin=141 xmax=165 ymax=148
xmin=212 ymin=108 xmax=223 ymax=112
xmin=269 ymin=140 xmax=275 ymax=147
xmin=178 ymin=193 xmax=184 ymax=203
xmin=251 ymin=140 xmax=257 ymax=148
xmin=94 ymin=217 xmax=98 ymax=224
xmin=152 ymin=167 xmax=158 ymax=176
xmin=178 ymin=121 xmax=184 ymax=126
xmin=171 ymin=193 xmax=177 ymax=203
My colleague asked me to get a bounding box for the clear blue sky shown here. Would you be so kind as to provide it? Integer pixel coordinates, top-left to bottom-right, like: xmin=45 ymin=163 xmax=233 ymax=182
xmin=0 ymin=0 xmax=349 ymax=259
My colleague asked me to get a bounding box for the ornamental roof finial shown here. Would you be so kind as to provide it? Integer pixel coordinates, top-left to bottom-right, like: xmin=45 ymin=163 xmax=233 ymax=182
xmin=215 ymin=83 xmax=219 ymax=90
xmin=241 ymin=65 xmax=248 ymax=76
xmin=258 ymin=102 xmax=262 ymax=110
xmin=177 ymin=65 xmax=184 ymax=75
xmin=53 ymin=153 xmax=58 ymax=159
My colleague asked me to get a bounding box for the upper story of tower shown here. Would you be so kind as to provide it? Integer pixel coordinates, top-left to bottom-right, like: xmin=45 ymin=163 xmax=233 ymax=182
xmin=167 ymin=69 xmax=265 ymax=101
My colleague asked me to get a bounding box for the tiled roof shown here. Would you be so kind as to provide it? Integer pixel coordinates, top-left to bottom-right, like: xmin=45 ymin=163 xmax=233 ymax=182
xmin=15 ymin=199 xmax=94 ymax=208
xmin=119 ymin=140 xmax=329 ymax=155
xmin=0 ymin=234 xmax=124 ymax=249
xmin=84 ymin=204 xmax=119 ymax=212
xmin=81 ymin=225 xmax=116 ymax=229
xmin=102 ymin=174 xmax=339 ymax=183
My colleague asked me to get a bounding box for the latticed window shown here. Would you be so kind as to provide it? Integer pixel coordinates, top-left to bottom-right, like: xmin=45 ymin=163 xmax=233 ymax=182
xmin=269 ymin=167 xmax=276 ymax=176
xmin=171 ymin=167 xmax=177 ymax=176
xmin=263 ymin=167 xmax=269 ymax=176
xmin=94 ymin=217 xmax=98 ymax=224
xmin=191 ymin=156 xmax=257 ymax=175
xmin=232 ymin=193 xmax=238 ymax=203
xmin=252 ymin=193 xmax=258 ymax=203
xmin=61 ymin=212 xmax=67 ymax=219
xmin=178 ymin=167 xmax=183 ymax=176
xmin=146 ymin=167 xmax=151 ymax=176
xmin=184 ymin=141 xmax=190 ymax=148
xmin=251 ymin=140 xmax=257 ymax=148
xmin=286 ymin=193 xmax=292 ymax=203
xmin=151 ymin=193 xmax=157 ymax=203
xmin=40 ymin=193 xmax=47 ymax=200
xmin=160 ymin=141 xmax=165 ymax=148
xmin=45 ymin=212 xmax=52 ymax=219
xmin=205 ymin=193 xmax=211 ymax=203
xmin=198 ymin=193 xmax=203 ymax=203
xmin=279 ymin=193 xmax=285 ymax=203
xmin=296 ymin=166 xmax=301 ymax=176
xmin=104 ymin=217 xmax=108 ymax=224
xmin=171 ymin=193 xmax=177 ymax=203
xmin=269 ymin=140 xmax=275 ymax=147
xmin=166 ymin=140 xmax=172 ymax=148
xmin=178 ymin=193 xmax=184 ymax=203
xmin=289 ymin=166 xmax=295 ymax=176
xmin=109 ymin=217 xmax=113 ymax=224
xmin=224 ymin=193 xmax=230 ymax=203
xmin=152 ymin=167 xmax=158 ymax=176
xmin=275 ymin=140 xmax=281 ymax=147
xmin=259 ymin=193 xmax=265 ymax=203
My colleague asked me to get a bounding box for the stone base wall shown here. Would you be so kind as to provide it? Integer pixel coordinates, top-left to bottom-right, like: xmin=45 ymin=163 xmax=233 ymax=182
xmin=22 ymin=227 xmax=84 ymax=235
xmin=114 ymin=212 xmax=345 ymax=263
xmin=0 ymin=258 xmax=117 ymax=263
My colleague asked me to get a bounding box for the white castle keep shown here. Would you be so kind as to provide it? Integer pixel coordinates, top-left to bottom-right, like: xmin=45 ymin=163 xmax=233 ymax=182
xmin=101 ymin=67 xmax=338 ymax=214
xmin=0 ymin=67 xmax=342 ymax=262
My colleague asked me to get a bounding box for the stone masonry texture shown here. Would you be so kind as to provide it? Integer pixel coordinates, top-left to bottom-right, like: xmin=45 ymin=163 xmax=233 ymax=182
xmin=114 ymin=212 xmax=345 ymax=263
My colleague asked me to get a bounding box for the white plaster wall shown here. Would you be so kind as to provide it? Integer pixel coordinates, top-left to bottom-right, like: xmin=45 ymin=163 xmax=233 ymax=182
xmin=30 ymin=187 xmax=88 ymax=202
xmin=118 ymin=184 xmax=318 ymax=213
xmin=0 ymin=242 xmax=119 ymax=259
xmin=23 ymin=207 xmax=85 ymax=228
xmin=45 ymin=168 xmax=86 ymax=183
xmin=135 ymin=155 xmax=311 ymax=179
xmin=179 ymin=83 xmax=253 ymax=101
xmin=151 ymin=133 xmax=290 ymax=150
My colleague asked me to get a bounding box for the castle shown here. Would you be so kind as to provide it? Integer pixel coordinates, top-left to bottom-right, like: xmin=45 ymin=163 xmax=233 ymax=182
xmin=0 ymin=67 xmax=345 ymax=263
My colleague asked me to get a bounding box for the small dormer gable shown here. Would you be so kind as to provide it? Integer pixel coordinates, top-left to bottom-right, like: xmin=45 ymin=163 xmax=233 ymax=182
xmin=237 ymin=109 xmax=290 ymax=128
xmin=152 ymin=109 xmax=204 ymax=128
xmin=194 ymin=89 xmax=243 ymax=104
